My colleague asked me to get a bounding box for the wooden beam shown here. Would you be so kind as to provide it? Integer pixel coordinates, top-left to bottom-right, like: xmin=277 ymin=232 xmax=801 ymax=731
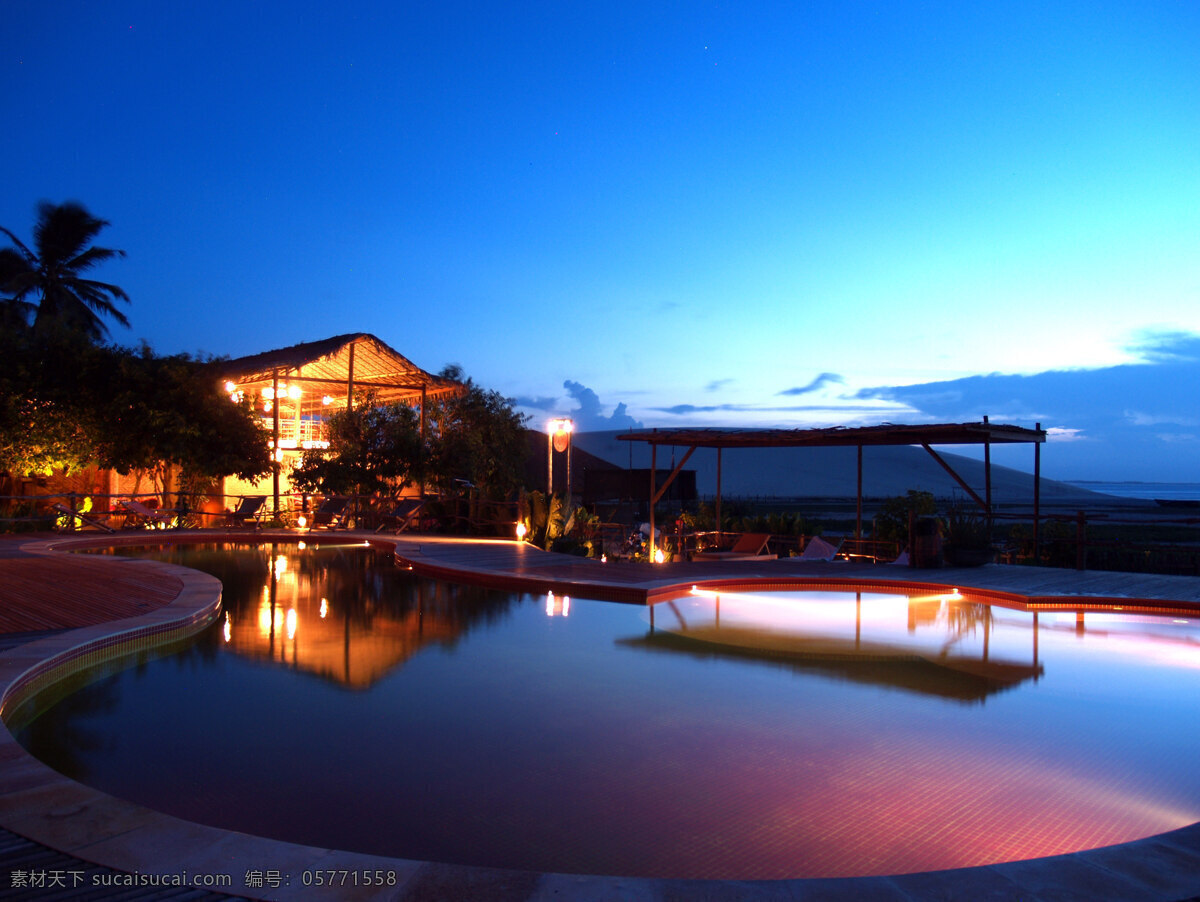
xmin=920 ymin=443 xmax=988 ymax=512
xmin=650 ymin=445 xmax=697 ymax=506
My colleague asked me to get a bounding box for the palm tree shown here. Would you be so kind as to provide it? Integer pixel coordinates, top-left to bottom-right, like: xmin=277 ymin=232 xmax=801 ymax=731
xmin=0 ymin=201 xmax=130 ymax=342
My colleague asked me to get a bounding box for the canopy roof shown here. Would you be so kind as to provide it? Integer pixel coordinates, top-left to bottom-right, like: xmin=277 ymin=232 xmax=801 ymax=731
xmin=218 ymin=333 xmax=460 ymax=405
xmin=617 ymin=421 xmax=1045 ymax=449
xmin=617 ymin=420 xmax=1048 ymax=545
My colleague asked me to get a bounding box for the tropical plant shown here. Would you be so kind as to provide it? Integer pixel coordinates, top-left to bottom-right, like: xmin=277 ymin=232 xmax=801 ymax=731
xmin=518 ymin=489 xmax=600 ymax=555
xmin=943 ymin=502 xmax=992 ymax=565
xmin=0 ymin=201 xmax=130 ymax=341
xmin=873 ymin=489 xmax=938 ymax=545
xmin=290 ymin=393 xmax=426 ymax=497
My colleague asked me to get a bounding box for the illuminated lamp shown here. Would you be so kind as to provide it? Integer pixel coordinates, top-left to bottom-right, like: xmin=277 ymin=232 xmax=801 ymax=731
xmin=224 ymin=381 xmax=236 ymax=393
xmin=654 ymin=548 xmax=665 ymax=564
xmin=516 ymin=522 xmax=527 ymax=541
xmin=297 ymin=515 xmax=307 ymax=529
xmin=262 ymin=386 xmax=275 ymax=400
xmin=288 ymin=385 xmax=302 ymax=400
xmin=322 ymin=395 xmax=334 ymax=406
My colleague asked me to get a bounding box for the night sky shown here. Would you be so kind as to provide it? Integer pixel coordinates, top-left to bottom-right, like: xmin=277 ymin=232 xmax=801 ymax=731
xmin=4 ymin=1 xmax=1199 ymax=479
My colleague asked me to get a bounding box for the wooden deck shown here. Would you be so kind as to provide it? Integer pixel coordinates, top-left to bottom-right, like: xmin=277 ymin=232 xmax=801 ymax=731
xmin=0 ymin=536 xmax=182 ymax=635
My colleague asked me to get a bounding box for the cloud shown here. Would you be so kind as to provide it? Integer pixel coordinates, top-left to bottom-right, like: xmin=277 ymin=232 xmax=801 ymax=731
xmin=1127 ymin=331 xmax=1200 ymax=364
xmin=512 ymin=395 xmax=559 ymax=412
xmin=1124 ymin=410 xmax=1199 ymax=427
xmin=562 ymin=380 xmax=643 ymax=431
xmin=779 ymin=372 xmax=845 ymax=396
xmin=1046 ymin=427 xmax=1086 ymax=442
xmin=652 ymin=402 xmax=905 ymax=416
xmin=705 ymin=378 xmax=734 ymax=392
xmin=854 ymin=331 xmax=1200 ymax=480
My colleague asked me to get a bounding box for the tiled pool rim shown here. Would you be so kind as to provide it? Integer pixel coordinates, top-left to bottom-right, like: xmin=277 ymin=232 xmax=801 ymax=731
xmin=2 ymin=532 xmax=1199 ymax=902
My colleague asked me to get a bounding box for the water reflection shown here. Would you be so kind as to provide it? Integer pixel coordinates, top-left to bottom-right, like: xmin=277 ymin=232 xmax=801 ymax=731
xmin=106 ymin=543 xmax=522 ymax=688
xmin=631 ymin=589 xmax=1043 ymax=703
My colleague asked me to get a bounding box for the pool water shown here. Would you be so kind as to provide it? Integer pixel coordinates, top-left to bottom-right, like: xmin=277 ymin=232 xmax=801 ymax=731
xmin=13 ymin=543 xmax=1200 ymax=879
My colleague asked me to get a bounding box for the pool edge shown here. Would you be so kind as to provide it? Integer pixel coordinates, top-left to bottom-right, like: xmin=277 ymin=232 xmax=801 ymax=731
xmin=1 ymin=531 xmax=1198 ymax=901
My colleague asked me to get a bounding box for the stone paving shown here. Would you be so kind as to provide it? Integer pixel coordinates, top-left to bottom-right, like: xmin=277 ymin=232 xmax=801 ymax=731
xmin=1 ymin=529 xmax=1200 ymax=901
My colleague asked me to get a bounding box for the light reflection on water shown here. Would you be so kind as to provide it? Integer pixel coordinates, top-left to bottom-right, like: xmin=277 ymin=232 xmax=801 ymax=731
xmin=14 ymin=543 xmax=1200 ymax=879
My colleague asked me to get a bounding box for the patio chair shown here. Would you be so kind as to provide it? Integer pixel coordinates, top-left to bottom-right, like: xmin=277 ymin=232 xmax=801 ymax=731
xmin=310 ymin=496 xmax=350 ymax=529
xmin=52 ymin=502 xmax=115 ymax=533
xmin=798 ymin=535 xmax=843 ymax=562
xmin=692 ymin=532 xmax=778 ymax=561
xmin=375 ymin=498 xmax=425 ymax=534
xmin=120 ymin=499 xmax=177 ymax=529
xmin=224 ymin=495 xmax=267 ymax=529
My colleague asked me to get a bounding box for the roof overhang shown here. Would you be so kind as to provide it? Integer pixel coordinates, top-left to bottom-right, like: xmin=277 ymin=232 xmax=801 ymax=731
xmin=217 ymin=333 xmax=461 ymax=405
xmin=617 ymin=421 xmax=1045 ymax=449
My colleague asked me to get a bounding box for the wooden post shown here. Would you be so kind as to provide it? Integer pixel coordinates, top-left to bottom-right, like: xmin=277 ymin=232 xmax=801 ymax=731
xmin=346 ymin=341 xmax=356 ymax=410
xmin=1076 ymin=510 xmax=1086 ymax=571
xmin=856 ymin=444 xmax=863 ymax=540
xmin=420 ymin=385 xmax=428 ymax=499
xmin=715 ymin=447 xmax=723 ymax=545
xmin=272 ymin=369 xmax=280 ymax=518
xmin=983 ymin=415 xmax=992 ymax=539
xmin=1033 ymin=422 xmax=1041 ymax=566
xmin=649 ymin=443 xmax=657 ymax=559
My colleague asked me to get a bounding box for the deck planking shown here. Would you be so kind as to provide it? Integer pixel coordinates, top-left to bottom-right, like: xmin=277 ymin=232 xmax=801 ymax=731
xmin=0 ymin=553 xmax=182 ymax=634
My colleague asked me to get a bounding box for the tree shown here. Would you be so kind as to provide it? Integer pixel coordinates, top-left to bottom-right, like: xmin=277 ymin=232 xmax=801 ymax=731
xmin=0 ymin=201 xmax=130 ymax=341
xmin=0 ymin=331 xmax=271 ymax=494
xmin=93 ymin=346 xmax=272 ymax=497
xmin=290 ymin=394 xmax=426 ymax=497
xmin=425 ymin=365 xmax=528 ymax=500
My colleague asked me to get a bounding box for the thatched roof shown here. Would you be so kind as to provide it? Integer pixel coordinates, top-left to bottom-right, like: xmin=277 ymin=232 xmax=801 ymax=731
xmin=218 ymin=333 xmax=460 ymax=405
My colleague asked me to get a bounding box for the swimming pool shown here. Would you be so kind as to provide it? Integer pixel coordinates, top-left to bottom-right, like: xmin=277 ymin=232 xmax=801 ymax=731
xmin=12 ymin=542 xmax=1200 ymax=879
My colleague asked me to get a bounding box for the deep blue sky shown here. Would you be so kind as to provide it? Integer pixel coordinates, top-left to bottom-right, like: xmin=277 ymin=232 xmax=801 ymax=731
xmin=4 ymin=1 xmax=1199 ymax=479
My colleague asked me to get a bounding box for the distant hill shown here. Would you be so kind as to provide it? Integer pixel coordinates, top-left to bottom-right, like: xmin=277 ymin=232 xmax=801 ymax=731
xmin=570 ymin=430 xmax=1120 ymax=504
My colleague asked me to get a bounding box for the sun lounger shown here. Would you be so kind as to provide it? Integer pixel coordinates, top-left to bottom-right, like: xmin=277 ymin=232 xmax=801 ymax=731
xmin=692 ymin=532 xmax=778 ymax=561
xmin=120 ymin=499 xmax=176 ymax=529
xmin=224 ymin=495 xmax=267 ymax=528
xmin=52 ymin=502 xmax=115 ymax=533
xmin=375 ymin=498 xmax=425 ymax=534
xmin=310 ymin=496 xmax=350 ymax=529
xmin=798 ymin=535 xmax=843 ymax=561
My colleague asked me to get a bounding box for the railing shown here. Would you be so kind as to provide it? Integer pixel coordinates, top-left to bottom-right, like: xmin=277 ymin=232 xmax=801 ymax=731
xmin=1000 ymin=509 xmax=1200 ymax=575
xmin=258 ymin=417 xmax=330 ymax=448
xmin=6 ymin=492 xmax=1200 ymax=575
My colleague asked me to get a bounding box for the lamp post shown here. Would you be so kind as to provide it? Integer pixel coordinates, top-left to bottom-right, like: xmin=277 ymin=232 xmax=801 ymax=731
xmin=547 ymin=418 xmax=574 ymax=497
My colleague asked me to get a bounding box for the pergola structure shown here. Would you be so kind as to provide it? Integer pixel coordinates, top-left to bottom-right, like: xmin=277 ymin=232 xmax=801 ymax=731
xmin=617 ymin=419 xmax=1047 ymax=556
xmin=218 ymin=333 xmax=462 ymax=514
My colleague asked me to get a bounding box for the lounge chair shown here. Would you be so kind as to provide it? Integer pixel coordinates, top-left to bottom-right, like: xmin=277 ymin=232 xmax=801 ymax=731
xmin=310 ymin=497 xmax=350 ymax=529
xmin=225 ymin=495 xmax=267 ymax=529
xmin=52 ymin=502 xmax=115 ymax=533
xmin=692 ymin=532 xmax=778 ymax=561
xmin=375 ymin=498 xmax=425 ymax=534
xmin=798 ymin=535 xmax=843 ymax=561
xmin=120 ymin=499 xmax=176 ymax=529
